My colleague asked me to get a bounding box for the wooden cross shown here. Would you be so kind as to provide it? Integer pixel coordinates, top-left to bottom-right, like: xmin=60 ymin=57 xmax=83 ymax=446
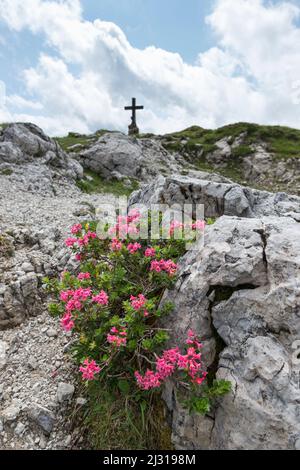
xmin=124 ymin=97 xmax=144 ymax=135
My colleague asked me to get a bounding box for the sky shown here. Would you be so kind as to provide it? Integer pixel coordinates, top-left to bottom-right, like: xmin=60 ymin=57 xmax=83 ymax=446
xmin=0 ymin=0 xmax=300 ymax=136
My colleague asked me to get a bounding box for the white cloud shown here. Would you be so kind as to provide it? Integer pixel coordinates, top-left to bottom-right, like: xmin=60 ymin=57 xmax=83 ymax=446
xmin=0 ymin=0 xmax=300 ymax=135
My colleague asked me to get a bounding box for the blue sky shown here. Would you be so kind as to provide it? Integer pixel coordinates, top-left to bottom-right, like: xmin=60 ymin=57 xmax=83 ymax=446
xmin=0 ymin=0 xmax=214 ymax=96
xmin=1 ymin=0 xmax=300 ymax=135
xmin=83 ymin=0 xmax=214 ymax=61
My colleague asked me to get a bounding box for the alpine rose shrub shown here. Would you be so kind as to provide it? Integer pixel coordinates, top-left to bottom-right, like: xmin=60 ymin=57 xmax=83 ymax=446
xmin=45 ymin=210 xmax=230 ymax=415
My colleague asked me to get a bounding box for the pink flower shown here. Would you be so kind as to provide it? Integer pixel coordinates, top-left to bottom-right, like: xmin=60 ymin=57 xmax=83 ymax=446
xmin=134 ymin=370 xmax=161 ymax=390
xmin=169 ymin=220 xmax=184 ymax=236
xmin=75 ymin=253 xmax=82 ymax=261
xmin=127 ymin=242 xmax=141 ymax=254
xmin=65 ymin=237 xmax=77 ymax=247
xmin=87 ymin=231 xmax=97 ymax=239
xmin=92 ymin=290 xmax=109 ymax=306
xmin=130 ymin=294 xmax=146 ymax=311
xmin=191 ymin=220 xmax=205 ymax=231
xmin=127 ymin=208 xmax=141 ymax=222
xmin=60 ymin=290 xmax=73 ymax=302
xmin=71 ymin=224 xmax=82 ymax=234
xmin=77 ymin=272 xmax=91 ymax=281
xmin=79 ymin=359 xmax=101 ymax=381
xmin=107 ymin=327 xmax=127 ymax=347
xmin=111 ymin=238 xmax=123 ymax=251
xmin=135 ymin=334 xmax=205 ymax=390
xmin=150 ymin=259 xmax=177 ymax=276
xmin=60 ymin=313 xmax=75 ymax=332
xmin=145 ymin=247 xmax=156 ymax=258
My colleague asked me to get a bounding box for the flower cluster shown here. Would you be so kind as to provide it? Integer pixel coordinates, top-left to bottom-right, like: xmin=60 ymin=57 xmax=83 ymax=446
xmin=134 ymin=331 xmax=207 ymax=390
xmin=92 ymin=290 xmax=109 ymax=306
xmin=127 ymin=242 xmax=142 ymax=254
xmin=144 ymin=247 xmax=156 ymax=258
xmin=108 ymin=209 xmax=141 ymax=240
xmin=77 ymin=272 xmax=91 ymax=281
xmin=107 ymin=326 xmax=127 ymax=347
xmin=79 ymin=358 xmax=101 ymax=380
xmin=111 ymin=238 xmax=123 ymax=251
xmin=130 ymin=294 xmax=149 ymax=317
xmin=60 ymin=312 xmax=74 ymax=332
xmin=47 ymin=214 xmax=231 ymax=418
xmin=150 ymin=259 xmax=178 ymax=276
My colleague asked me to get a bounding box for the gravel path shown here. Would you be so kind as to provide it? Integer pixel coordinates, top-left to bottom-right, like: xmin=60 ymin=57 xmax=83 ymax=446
xmin=0 ymin=173 xmax=116 ymax=449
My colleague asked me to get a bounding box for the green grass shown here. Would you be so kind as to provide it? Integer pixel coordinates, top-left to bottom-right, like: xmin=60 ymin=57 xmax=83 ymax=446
xmin=55 ymin=130 xmax=111 ymax=153
xmin=0 ymin=233 xmax=14 ymax=257
xmin=0 ymin=168 xmax=13 ymax=176
xmin=77 ymin=169 xmax=139 ymax=197
xmin=160 ymin=122 xmax=300 ymax=161
xmin=82 ymin=381 xmax=173 ymax=450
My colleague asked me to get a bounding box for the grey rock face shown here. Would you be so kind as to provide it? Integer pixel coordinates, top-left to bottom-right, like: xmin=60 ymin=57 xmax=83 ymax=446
xmin=129 ymin=174 xmax=300 ymax=221
xmin=159 ymin=216 xmax=300 ymax=450
xmin=78 ymin=132 xmax=184 ymax=182
xmin=77 ymin=131 xmax=230 ymax=184
xmin=0 ymin=123 xmax=83 ymax=194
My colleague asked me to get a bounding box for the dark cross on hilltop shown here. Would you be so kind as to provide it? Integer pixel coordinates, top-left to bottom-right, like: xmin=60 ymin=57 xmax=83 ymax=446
xmin=124 ymin=97 xmax=144 ymax=136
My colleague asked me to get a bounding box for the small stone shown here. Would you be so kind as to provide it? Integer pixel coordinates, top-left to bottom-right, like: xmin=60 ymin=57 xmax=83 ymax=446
xmin=14 ymin=422 xmax=26 ymax=436
xmin=46 ymin=328 xmax=57 ymax=338
xmin=0 ymin=340 xmax=8 ymax=370
xmin=57 ymin=382 xmax=75 ymax=403
xmin=1 ymin=400 xmax=22 ymax=422
xmin=76 ymin=397 xmax=87 ymax=406
xmin=0 ymin=418 xmax=3 ymax=432
xmin=295 ymin=438 xmax=300 ymax=450
xmin=28 ymin=404 xmax=55 ymax=435
xmin=64 ymin=435 xmax=72 ymax=446
xmin=28 ymin=357 xmax=38 ymax=370
xmin=21 ymin=262 xmax=34 ymax=273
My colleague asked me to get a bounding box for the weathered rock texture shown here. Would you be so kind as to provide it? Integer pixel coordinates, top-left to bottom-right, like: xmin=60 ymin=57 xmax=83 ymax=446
xmin=130 ymin=174 xmax=300 ymax=222
xmin=132 ymin=175 xmax=300 ymax=450
xmin=76 ymin=131 xmax=229 ymax=185
xmin=161 ymin=216 xmax=300 ymax=450
xmin=0 ymin=123 xmax=117 ymax=449
xmin=0 ymin=123 xmax=83 ymax=194
xmin=77 ymin=132 xmax=185 ymax=182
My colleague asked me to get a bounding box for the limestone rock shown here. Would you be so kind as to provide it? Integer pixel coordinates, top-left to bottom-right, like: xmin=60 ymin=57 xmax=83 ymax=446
xmin=0 ymin=340 xmax=8 ymax=370
xmin=28 ymin=404 xmax=55 ymax=435
xmin=56 ymin=382 xmax=75 ymax=403
xmin=159 ymin=216 xmax=300 ymax=450
xmin=0 ymin=123 xmax=83 ymax=195
xmin=129 ymin=174 xmax=300 ymax=221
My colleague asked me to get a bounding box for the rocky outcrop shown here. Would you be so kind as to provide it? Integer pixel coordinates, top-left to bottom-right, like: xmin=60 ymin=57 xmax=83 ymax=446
xmin=161 ymin=216 xmax=300 ymax=450
xmin=0 ymin=123 xmax=83 ymax=194
xmin=77 ymin=132 xmax=190 ymax=182
xmin=131 ymin=175 xmax=300 ymax=449
xmin=129 ymin=174 xmax=300 ymax=222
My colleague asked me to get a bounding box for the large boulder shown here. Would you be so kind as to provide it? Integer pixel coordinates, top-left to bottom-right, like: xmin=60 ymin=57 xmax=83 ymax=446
xmin=129 ymin=174 xmax=300 ymax=221
xmin=78 ymin=132 xmax=191 ymax=182
xmin=160 ymin=215 xmax=300 ymax=450
xmin=0 ymin=123 xmax=83 ymax=194
xmin=130 ymin=174 xmax=300 ymax=449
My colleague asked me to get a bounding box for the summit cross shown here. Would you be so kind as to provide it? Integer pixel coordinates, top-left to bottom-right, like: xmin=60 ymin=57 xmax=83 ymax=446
xmin=124 ymin=97 xmax=144 ymax=136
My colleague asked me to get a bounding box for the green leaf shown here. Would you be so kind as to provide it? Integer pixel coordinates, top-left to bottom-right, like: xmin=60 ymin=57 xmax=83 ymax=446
xmin=118 ymin=380 xmax=130 ymax=395
xmin=208 ymin=379 xmax=232 ymax=397
xmin=192 ymin=397 xmax=210 ymax=415
xmin=141 ymin=339 xmax=153 ymax=350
